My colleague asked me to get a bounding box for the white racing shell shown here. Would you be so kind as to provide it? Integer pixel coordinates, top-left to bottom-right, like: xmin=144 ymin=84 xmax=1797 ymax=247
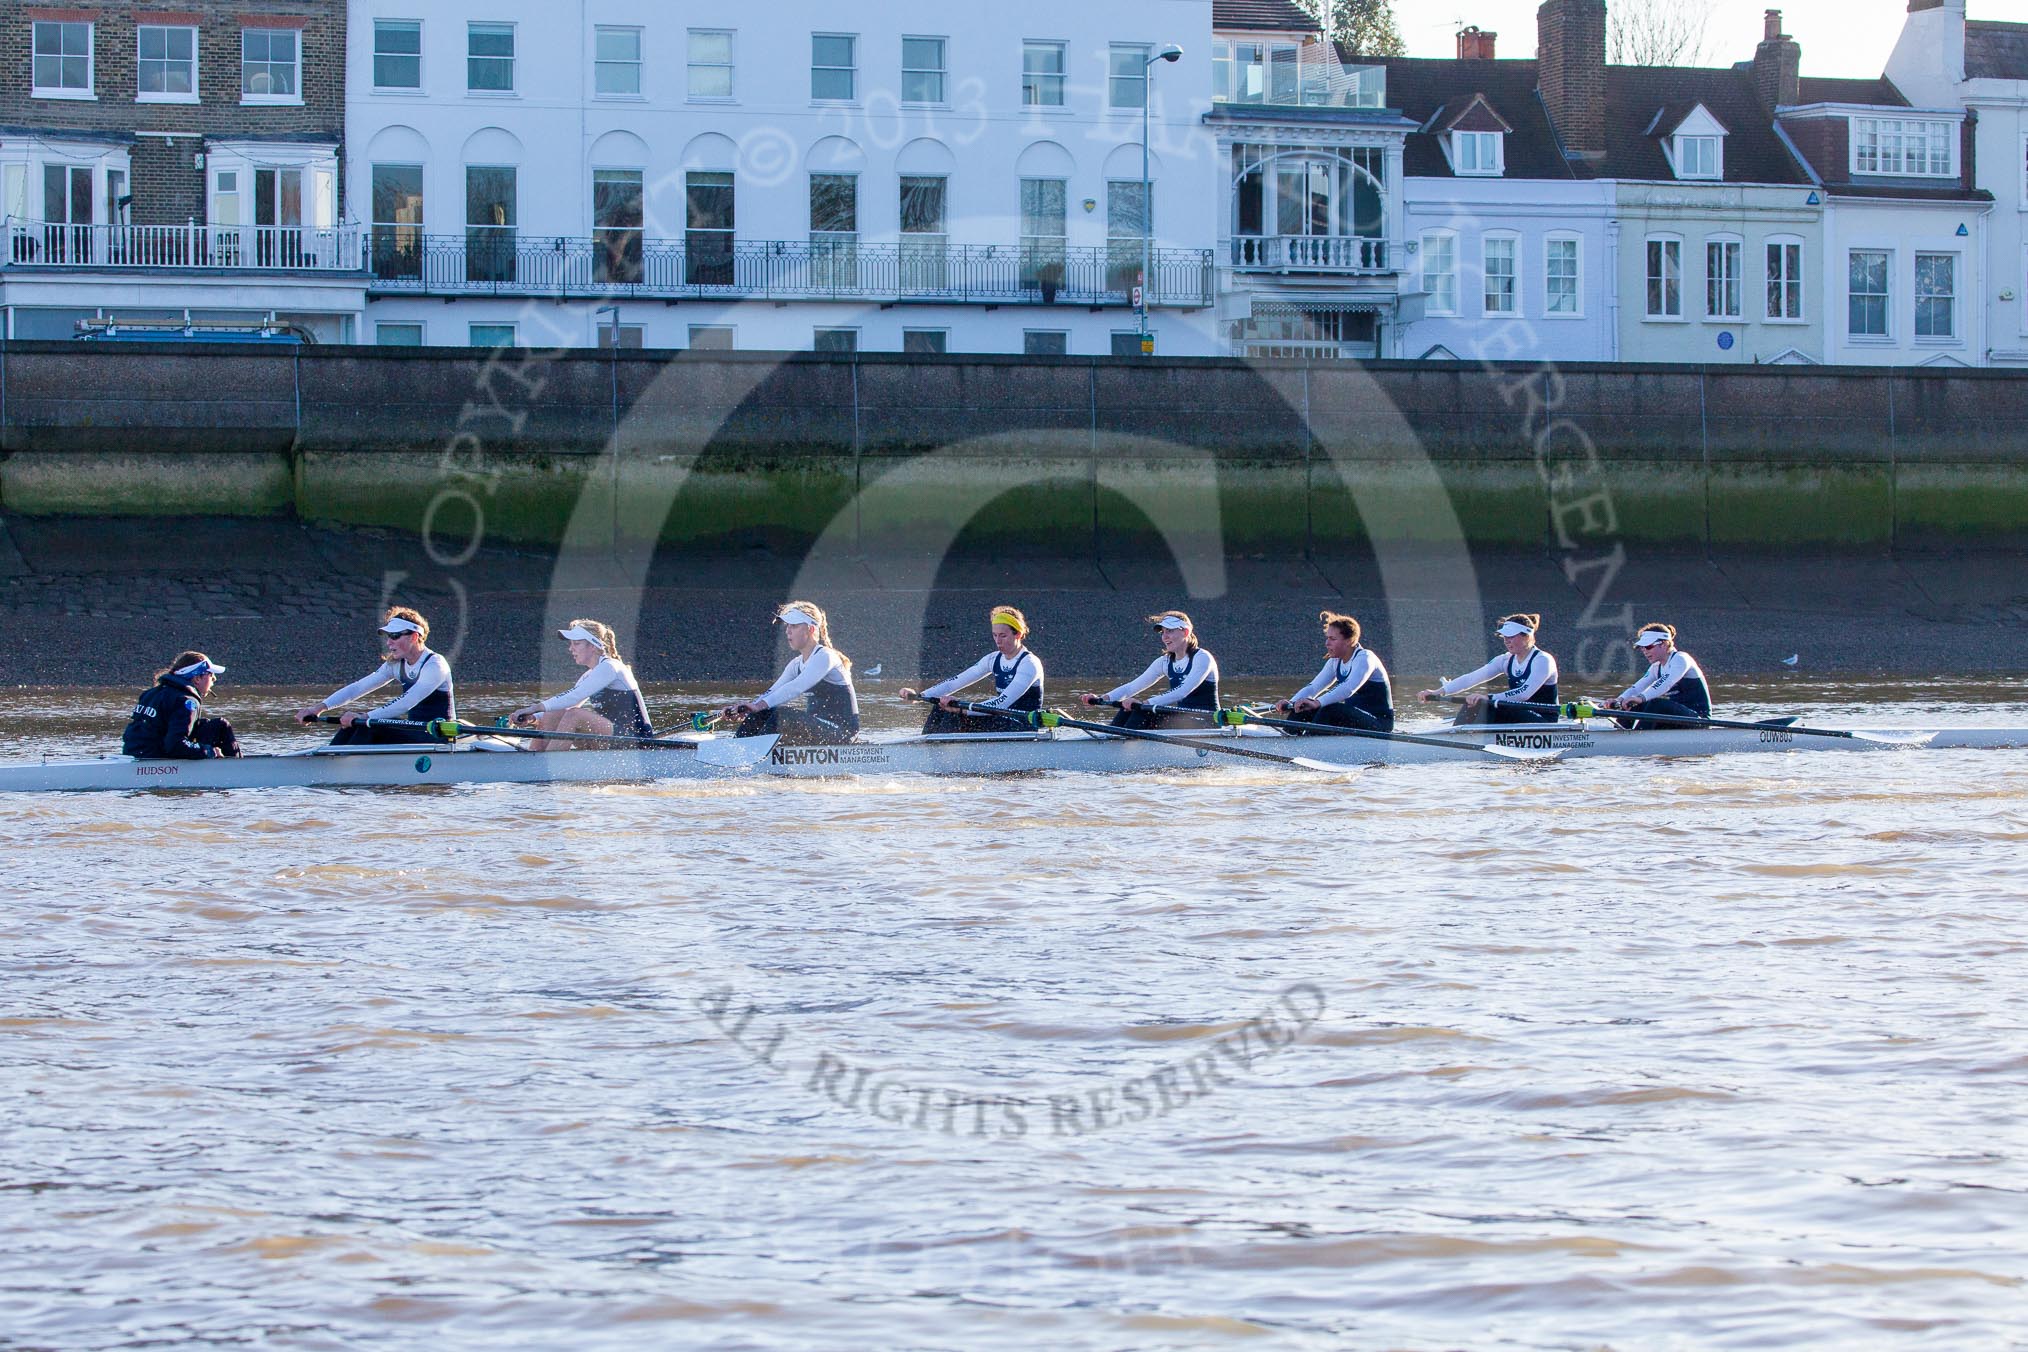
xmin=0 ymin=720 xmax=2023 ymax=792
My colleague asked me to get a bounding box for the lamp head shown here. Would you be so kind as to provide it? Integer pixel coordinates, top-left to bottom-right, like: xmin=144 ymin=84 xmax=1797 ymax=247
xmin=1157 ymin=45 xmax=1184 ymax=63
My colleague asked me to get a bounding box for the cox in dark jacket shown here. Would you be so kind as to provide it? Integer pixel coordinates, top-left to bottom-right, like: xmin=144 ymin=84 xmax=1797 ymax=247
xmin=122 ymin=653 xmax=240 ymax=759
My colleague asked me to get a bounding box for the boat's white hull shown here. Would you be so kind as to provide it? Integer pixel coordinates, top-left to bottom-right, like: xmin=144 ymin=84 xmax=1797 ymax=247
xmin=1 ymin=721 xmax=2022 ymax=792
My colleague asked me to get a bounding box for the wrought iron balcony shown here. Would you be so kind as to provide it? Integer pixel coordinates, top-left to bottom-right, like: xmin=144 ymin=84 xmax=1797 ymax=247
xmin=364 ymin=231 xmax=1215 ymax=307
xmin=3 ymin=218 xmax=363 ymax=272
xmin=1229 ymin=234 xmax=1394 ymax=275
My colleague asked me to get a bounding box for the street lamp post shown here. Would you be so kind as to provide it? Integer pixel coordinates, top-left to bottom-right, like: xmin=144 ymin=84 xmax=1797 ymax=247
xmin=1140 ymin=44 xmax=1183 ymax=355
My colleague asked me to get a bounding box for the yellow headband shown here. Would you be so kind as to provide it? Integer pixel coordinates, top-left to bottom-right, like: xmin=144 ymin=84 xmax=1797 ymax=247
xmin=989 ymin=609 xmax=1027 ymax=635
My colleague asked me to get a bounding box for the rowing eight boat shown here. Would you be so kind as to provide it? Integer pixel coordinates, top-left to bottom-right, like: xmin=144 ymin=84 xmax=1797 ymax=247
xmin=1 ymin=719 xmax=2022 ymax=792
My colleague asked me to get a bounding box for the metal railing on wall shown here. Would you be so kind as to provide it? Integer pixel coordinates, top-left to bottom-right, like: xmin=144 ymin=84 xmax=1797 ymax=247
xmin=3 ymin=219 xmax=363 ymax=271
xmin=365 ymin=233 xmax=1217 ymax=307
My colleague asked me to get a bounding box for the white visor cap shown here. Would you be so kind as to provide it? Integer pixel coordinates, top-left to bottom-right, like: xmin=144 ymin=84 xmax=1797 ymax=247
xmin=1155 ymin=615 xmax=1191 ymax=631
xmin=1634 ymin=629 xmax=1673 ymax=648
xmin=558 ymin=626 xmax=605 ymax=645
xmin=379 ymin=617 xmax=423 ymax=636
xmin=1495 ymin=620 xmax=1535 ymax=638
xmin=776 ymin=609 xmax=817 ymax=628
xmin=175 ymin=658 xmax=226 ymax=676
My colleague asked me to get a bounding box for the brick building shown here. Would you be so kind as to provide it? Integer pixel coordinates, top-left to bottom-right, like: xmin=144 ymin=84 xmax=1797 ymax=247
xmin=0 ymin=1 xmax=361 ymax=339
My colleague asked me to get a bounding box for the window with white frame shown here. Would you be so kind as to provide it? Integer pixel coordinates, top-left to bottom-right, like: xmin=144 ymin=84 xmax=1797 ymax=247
xmin=904 ymin=329 xmax=949 ymax=354
xmin=1766 ymin=239 xmax=1803 ymax=320
xmin=138 ymin=25 xmax=197 ymax=100
xmin=370 ymin=163 xmax=424 ymax=279
xmin=1452 ymin=131 xmax=1502 ymax=175
xmin=809 ymin=172 xmax=857 ymax=288
xmin=242 ymin=27 xmax=300 ymax=101
xmin=376 ymin=322 xmax=423 ymax=346
xmin=1646 ymin=237 xmax=1683 ymax=318
xmin=902 ymin=37 xmax=946 ymax=104
xmin=1421 ymin=232 xmax=1457 ymax=315
xmin=32 ymin=21 xmax=92 ymax=96
xmin=597 ymin=324 xmax=644 ymax=349
xmin=1110 ymin=44 xmax=1150 ymax=109
xmin=689 ymin=325 xmax=735 ymax=350
xmin=470 ymin=323 xmax=516 ymax=347
xmin=1024 ymin=330 xmax=1069 ymax=355
xmin=595 ymin=27 xmax=642 ymax=96
xmin=1852 ymin=118 xmax=1954 ymax=177
xmin=688 ymin=30 xmax=733 ymax=99
xmin=1848 ymin=249 xmax=1889 ymax=337
xmin=1705 ymin=238 xmax=1742 ymax=319
xmin=1023 ymin=41 xmax=1066 ymax=107
xmin=1675 ymin=135 xmax=1720 ymax=179
xmin=1020 ymin=177 xmax=1067 ymax=289
xmin=1915 ymin=253 xmax=1957 ymax=339
xmin=1545 ymin=236 xmax=1580 ymax=315
xmin=467 ymin=23 xmax=514 ymax=92
xmin=812 ymin=34 xmax=856 ymax=100
xmin=813 ymin=327 xmax=858 ymax=353
xmin=1483 ymin=235 xmax=1518 ymax=316
xmin=373 ymin=19 xmax=421 ymax=90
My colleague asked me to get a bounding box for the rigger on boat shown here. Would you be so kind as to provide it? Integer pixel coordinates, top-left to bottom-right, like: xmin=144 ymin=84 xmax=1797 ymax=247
xmin=0 ymin=603 xmax=2015 ymax=792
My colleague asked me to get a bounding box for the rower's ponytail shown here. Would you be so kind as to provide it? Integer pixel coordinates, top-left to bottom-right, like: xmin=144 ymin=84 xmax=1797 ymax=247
xmin=1319 ymin=611 xmax=1361 ymax=643
xmin=1501 ymin=612 xmax=1541 ymax=632
xmin=1636 ymin=621 xmax=1676 ymax=643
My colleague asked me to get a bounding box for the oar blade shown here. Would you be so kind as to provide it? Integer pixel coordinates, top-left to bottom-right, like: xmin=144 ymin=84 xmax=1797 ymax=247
xmin=694 ymin=734 xmax=779 ymax=768
xmin=1289 ymin=755 xmax=1360 ymax=774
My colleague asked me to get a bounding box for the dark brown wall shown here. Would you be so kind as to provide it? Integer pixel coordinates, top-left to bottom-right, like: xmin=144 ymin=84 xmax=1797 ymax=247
xmin=1536 ymin=0 xmax=1606 ymax=162
xmin=0 ymin=2 xmax=343 ymax=224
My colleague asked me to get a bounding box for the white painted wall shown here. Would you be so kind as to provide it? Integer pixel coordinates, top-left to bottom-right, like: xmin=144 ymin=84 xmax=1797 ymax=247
xmin=345 ymin=0 xmax=1226 ymax=353
xmin=1823 ymin=196 xmax=1990 ymax=366
xmin=1399 ymin=178 xmax=1618 ymax=362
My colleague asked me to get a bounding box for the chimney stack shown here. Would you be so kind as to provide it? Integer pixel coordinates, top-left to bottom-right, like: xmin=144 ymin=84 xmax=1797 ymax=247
xmin=1458 ymin=26 xmax=1498 ymax=60
xmin=1537 ymin=0 xmax=1607 ymax=163
xmin=1753 ymin=9 xmax=1801 ymax=110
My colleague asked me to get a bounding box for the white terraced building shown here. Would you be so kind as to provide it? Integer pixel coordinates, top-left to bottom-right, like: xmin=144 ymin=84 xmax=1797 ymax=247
xmin=345 ymin=0 xmax=1232 ymax=354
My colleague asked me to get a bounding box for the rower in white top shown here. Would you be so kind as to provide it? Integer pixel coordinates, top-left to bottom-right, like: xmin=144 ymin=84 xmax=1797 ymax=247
xmin=295 ymin=607 xmax=455 ymax=744
xmin=1602 ymin=622 xmax=1712 ymax=730
xmin=900 ymin=604 xmax=1045 ymax=734
xmin=508 ymin=619 xmax=654 ymax=749
xmin=1418 ymin=613 xmax=1560 ymax=725
xmin=1080 ymin=610 xmax=1220 ymax=731
xmin=717 ymin=600 xmax=860 ymax=745
xmin=1276 ymin=611 xmax=1394 ymax=733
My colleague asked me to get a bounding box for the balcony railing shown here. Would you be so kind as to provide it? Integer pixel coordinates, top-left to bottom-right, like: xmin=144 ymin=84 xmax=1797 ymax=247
xmin=4 ymin=219 xmax=363 ymax=271
xmin=366 ymin=233 xmax=1216 ymax=307
xmin=1230 ymin=235 xmax=1393 ymax=274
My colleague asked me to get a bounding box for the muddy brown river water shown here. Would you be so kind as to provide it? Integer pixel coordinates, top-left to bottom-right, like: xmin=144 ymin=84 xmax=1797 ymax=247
xmin=1 ymin=680 xmax=2024 ymax=1349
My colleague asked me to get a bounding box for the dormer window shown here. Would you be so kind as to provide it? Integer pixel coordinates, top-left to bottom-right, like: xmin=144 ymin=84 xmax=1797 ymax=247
xmin=1675 ymin=135 xmax=1720 ymax=178
xmin=1433 ymin=94 xmax=1512 ymax=177
xmin=1651 ymin=103 xmax=1727 ymax=181
xmin=1453 ymin=131 xmax=1503 ymax=175
xmin=1852 ymin=118 xmax=1954 ymax=177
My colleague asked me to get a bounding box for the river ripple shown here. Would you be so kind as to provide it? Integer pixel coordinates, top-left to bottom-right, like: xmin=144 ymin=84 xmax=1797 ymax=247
xmin=1 ymin=681 xmax=2024 ymax=1349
